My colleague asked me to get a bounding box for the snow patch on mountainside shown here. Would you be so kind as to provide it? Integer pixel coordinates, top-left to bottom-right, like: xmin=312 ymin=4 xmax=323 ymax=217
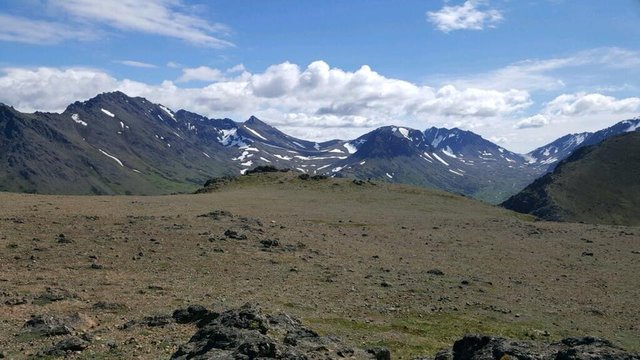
xmin=219 ymin=128 xmax=250 ymax=147
xmin=98 ymin=149 xmax=123 ymax=167
xmin=396 ymin=127 xmax=411 ymax=140
xmin=244 ymin=126 xmax=268 ymax=141
xmin=624 ymin=120 xmax=640 ymax=132
xmin=71 ymin=113 xmax=88 ymax=126
xmin=159 ymin=105 xmax=176 ymax=121
xmin=432 ymin=153 xmax=449 ymax=166
xmin=442 ymin=147 xmax=457 ymax=158
xmin=101 ymin=109 xmax=115 ymax=117
xmin=274 ymin=154 xmax=292 ymax=161
xmin=343 ymin=142 xmax=357 ymax=154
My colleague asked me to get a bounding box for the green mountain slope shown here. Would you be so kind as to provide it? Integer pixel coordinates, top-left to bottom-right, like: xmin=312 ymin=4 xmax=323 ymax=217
xmin=501 ymin=132 xmax=640 ymax=225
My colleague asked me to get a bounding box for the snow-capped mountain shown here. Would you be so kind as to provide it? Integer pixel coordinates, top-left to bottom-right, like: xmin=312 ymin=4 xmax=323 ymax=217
xmin=1 ymin=91 xmax=638 ymax=202
xmin=526 ymin=118 xmax=640 ymax=170
xmin=424 ymin=127 xmax=527 ymax=167
xmin=316 ymin=126 xmax=540 ymax=202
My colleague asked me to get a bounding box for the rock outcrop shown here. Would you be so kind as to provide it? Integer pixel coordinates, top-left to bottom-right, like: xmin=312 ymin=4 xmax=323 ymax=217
xmin=171 ymin=303 xmax=389 ymax=360
xmin=419 ymin=334 xmax=639 ymax=360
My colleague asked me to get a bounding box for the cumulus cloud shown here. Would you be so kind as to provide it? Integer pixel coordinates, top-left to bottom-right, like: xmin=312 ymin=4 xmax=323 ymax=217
xmin=514 ymin=114 xmax=550 ymax=129
xmin=427 ymin=0 xmax=503 ymax=33
xmin=177 ymin=66 xmax=226 ymax=82
xmin=0 ymin=67 xmax=118 ymax=112
xmin=115 ymin=60 xmax=157 ymax=68
xmin=0 ymin=61 xmax=532 ymax=139
xmin=545 ymin=92 xmax=640 ymax=116
xmin=514 ymin=92 xmax=640 ymax=130
xmin=0 ymin=14 xmax=94 ymax=44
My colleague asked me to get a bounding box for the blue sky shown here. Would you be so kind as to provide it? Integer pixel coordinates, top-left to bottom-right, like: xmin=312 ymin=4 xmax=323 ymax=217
xmin=1 ymin=0 xmax=640 ymax=152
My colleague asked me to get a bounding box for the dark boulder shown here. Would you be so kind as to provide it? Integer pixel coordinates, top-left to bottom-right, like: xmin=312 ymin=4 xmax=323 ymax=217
xmin=418 ymin=334 xmax=640 ymax=360
xmin=171 ymin=303 xmax=387 ymax=359
xmin=39 ymin=336 xmax=89 ymax=356
xmin=173 ymin=305 xmax=216 ymax=325
xmin=23 ymin=315 xmax=73 ymax=337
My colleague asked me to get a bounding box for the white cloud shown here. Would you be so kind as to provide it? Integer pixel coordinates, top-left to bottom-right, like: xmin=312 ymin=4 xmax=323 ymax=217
xmin=166 ymin=61 xmax=180 ymax=68
xmin=177 ymin=66 xmax=226 ymax=82
xmin=427 ymin=0 xmax=503 ymax=33
xmin=2 ymin=61 xmax=638 ymax=154
xmin=514 ymin=114 xmax=550 ymax=129
xmin=227 ymin=64 xmax=246 ymax=74
xmin=545 ymin=92 xmax=640 ymax=117
xmin=443 ymin=47 xmax=640 ymax=92
xmin=50 ymin=0 xmax=233 ymax=48
xmin=0 ymin=14 xmax=94 ymax=44
xmin=115 ymin=60 xmax=157 ymax=68
xmin=0 ymin=61 xmax=531 ymax=140
xmin=0 ymin=1 xmax=233 ymax=48
xmin=513 ymin=92 xmax=640 ymax=132
xmin=0 ymin=67 xmax=118 ymax=112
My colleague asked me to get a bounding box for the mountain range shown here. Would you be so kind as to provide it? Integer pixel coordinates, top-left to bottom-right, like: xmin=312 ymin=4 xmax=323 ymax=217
xmin=1 ymin=91 xmax=638 ymax=202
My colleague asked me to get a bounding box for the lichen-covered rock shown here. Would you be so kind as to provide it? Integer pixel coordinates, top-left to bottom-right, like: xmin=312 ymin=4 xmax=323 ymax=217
xmin=418 ymin=334 xmax=640 ymax=360
xmin=171 ymin=303 xmax=387 ymax=360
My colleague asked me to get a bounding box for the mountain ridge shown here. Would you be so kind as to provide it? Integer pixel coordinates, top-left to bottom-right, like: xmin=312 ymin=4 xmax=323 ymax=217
xmin=1 ymin=91 xmax=638 ymax=202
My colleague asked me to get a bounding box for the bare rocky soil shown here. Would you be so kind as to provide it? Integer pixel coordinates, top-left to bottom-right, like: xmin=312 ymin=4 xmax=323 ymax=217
xmin=0 ymin=173 xmax=638 ymax=359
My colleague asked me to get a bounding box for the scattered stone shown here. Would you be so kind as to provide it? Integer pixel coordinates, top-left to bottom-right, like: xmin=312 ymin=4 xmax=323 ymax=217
xmin=172 ymin=305 xmax=215 ymax=325
xmin=380 ymin=281 xmax=393 ymax=288
xmin=92 ymin=301 xmax=125 ymax=312
xmin=39 ymin=336 xmax=89 ymax=356
xmin=56 ymin=233 xmax=73 ymax=244
xmin=23 ymin=315 xmax=73 ymax=337
xmin=260 ymin=239 xmax=280 ymax=248
xmin=34 ymin=287 xmax=75 ymax=304
xmin=427 ymin=269 xmax=445 ymax=276
xmin=224 ymin=229 xmax=247 ymax=240
xmin=582 ymin=251 xmax=594 ymax=257
xmin=4 ymin=297 xmax=28 ymax=306
xmin=143 ymin=314 xmax=174 ymax=327
xmin=198 ymin=209 xmax=233 ymax=219
xmin=298 ymin=173 xmax=310 ymax=180
xmin=90 ymin=263 xmax=104 ymax=269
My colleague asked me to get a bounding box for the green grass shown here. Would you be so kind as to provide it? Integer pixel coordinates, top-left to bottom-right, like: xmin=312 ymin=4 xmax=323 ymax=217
xmin=309 ymin=312 xmax=561 ymax=358
xmin=143 ymin=171 xmax=198 ymax=194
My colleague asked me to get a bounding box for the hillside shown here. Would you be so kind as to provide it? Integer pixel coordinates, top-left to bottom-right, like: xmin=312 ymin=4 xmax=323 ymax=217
xmin=502 ymin=132 xmax=640 ymax=225
xmin=0 ymin=173 xmax=639 ymax=358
